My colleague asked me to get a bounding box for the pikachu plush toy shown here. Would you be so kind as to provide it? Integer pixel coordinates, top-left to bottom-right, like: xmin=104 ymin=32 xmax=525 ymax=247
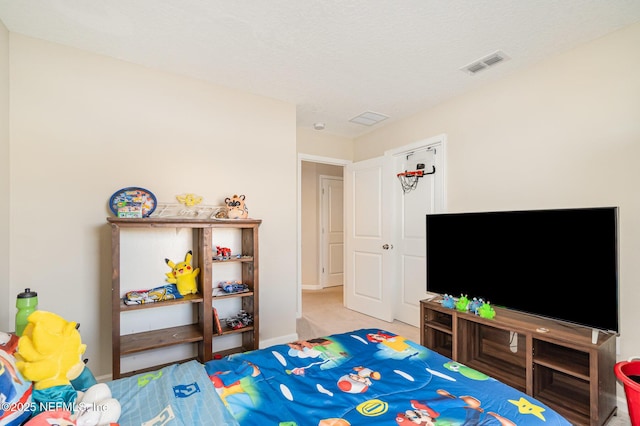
xmin=165 ymin=250 xmax=200 ymax=295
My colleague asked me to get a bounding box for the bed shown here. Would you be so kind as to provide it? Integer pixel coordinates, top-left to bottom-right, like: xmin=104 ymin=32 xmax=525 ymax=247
xmin=104 ymin=328 xmax=573 ymax=426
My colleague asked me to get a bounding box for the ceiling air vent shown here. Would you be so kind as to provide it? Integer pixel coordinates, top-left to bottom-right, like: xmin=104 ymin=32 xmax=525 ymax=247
xmin=349 ymin=111 xmax=389 ymax=126
xmin=461 ymin=50 xmax=510 ymax=75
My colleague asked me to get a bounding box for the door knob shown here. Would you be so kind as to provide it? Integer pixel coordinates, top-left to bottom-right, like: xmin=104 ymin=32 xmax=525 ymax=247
xmin=382 ymin=244 xmax=393 ymax=250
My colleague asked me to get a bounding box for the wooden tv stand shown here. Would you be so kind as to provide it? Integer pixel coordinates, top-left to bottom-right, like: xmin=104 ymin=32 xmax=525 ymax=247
xmin=420 ymin=299 xmax=617 ymax=426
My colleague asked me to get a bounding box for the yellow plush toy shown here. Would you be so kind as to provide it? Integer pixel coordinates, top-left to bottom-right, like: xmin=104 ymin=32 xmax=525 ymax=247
xmin=16 ymin=311 xmax=85 ymax=391
xmin=176 ymin=193 xmax=203 ymax=207
xmin=15 ymin=311 xmax=121 ymax=424
xmin=165 ymin=250 xmax=200 ymax=295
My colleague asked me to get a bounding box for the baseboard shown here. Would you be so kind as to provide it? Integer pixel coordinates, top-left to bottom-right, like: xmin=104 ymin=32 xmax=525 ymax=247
xmin=259 ymin=332 xmax=298 ymax=348
xmin=301 ymin=284 xmax=323 ymax=291
xmin=96 ymin=373 xmax=113 ymax=383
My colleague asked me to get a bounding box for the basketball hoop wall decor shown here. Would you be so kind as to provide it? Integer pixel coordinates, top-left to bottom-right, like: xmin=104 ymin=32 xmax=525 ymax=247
xmin=397 ymin=165 xmax=435 ymax=194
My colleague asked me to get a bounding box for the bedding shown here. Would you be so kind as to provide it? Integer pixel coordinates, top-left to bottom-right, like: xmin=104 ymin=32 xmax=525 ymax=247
xmin=109 ymin=328 xmax=572 ymax=425
xmin=108 ymin=360 xmax=238 ymax=426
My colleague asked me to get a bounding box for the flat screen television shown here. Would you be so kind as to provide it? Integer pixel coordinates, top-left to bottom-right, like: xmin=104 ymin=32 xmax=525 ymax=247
xmin=426 ymin=206 xmax=619 ymax=333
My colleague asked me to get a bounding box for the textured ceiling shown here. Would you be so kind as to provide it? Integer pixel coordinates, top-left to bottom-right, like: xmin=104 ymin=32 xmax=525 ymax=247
xmin=1 ymin=1 xmax=639 ymax=138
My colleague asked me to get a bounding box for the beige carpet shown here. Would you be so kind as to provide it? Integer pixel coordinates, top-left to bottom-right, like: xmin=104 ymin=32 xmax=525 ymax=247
xmin=298 ymin=285 xmax=419 ymax=342
xmin=298 ymin=286 xmax=632 ymax=426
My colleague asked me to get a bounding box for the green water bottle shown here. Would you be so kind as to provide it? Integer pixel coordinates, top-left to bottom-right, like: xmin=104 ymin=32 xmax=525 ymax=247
xmin=16 ymin=288 xmax=38 ymax=336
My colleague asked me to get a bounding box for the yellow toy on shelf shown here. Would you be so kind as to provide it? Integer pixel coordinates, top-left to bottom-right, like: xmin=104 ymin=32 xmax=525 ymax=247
xmin=176 ymin=193 xmax=203 ymax=207
xmin=165 ymin=250 xmax=200 ymax=295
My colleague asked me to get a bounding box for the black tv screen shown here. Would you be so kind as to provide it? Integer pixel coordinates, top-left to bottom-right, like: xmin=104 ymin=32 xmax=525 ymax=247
xmin=426 ymin=207 xmax=619 ymax=333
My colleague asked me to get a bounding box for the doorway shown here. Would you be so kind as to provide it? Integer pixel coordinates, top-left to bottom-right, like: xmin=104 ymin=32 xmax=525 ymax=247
xmin=297 ymin=154 xmax=350 ymax=319
xmin=297 ymin=135 xmax=445 ymax=325
xmin=319 ymin=175 xmax=344 ymax=288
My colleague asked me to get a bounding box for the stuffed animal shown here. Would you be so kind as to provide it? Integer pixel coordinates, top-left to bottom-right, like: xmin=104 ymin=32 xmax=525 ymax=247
xmin=176 ymin=193 xmax=203 ymax=207
xmin=477 ymin=302 xmax=496 ymax=320
xmin=224 ymin=194 xmax=249 ymax=219
xmin=165 ymin=250 xmax=200 ymax=295
xmin=468 ymin=297 xmax=485 ymax=315
xmin=455 ymin=294 xmax=470 ymax=312
xmin=441 ymin=294 xmax=455 ymax=309
xmin=15 ymin=311 xmax=121 ymax=425
xmin=24 ymin=383 xmax=120 ymax=426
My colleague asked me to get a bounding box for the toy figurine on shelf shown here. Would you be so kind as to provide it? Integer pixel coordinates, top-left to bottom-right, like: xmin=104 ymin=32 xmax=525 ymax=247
xmin=469 ymin=297 xmax=485 ymax=315
xmin=224 ymin=194 xmax=249 ymax=219
xmin=442 ymin=294 xmax=455 ymax=309
xmin=165 ymin=250 xmax=200 ymax=295
xmin=455 ymin=294 xmax=470 ymax=312
xmin=215 ymin=246 xmax=232 ymax=260
xmin=219 ymin=280 xmax=249 ymax=294
xmin=176 ymin=193 xmax=203 ymax=207
xmin=477 ymin=301 xmax=496 ymax=319
xmin=225 ymin=310 xmax=253 ymax=330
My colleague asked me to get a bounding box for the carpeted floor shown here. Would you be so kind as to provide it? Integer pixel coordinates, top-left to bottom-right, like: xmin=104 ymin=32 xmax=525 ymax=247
xmin=297 ymin=285 xmax=632 ymax=426
xmin=298 ymin=285 xmax=419 ymax=342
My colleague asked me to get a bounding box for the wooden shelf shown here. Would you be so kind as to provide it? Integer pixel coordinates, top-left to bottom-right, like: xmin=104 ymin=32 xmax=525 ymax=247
xmin=109 ymin=217 xmax=261 ymax=379
xmin=421 ymin=299 xmax=617 ymax=426
xmin=120 ymin=324 xmax=204 ymax=355
xmin=213 ymin=291 xmax=254 ymax=300
xmin=216 ymin=325 xmax=255 ymax=337
xmin=212 ymin=256 xmax=254 ymax=263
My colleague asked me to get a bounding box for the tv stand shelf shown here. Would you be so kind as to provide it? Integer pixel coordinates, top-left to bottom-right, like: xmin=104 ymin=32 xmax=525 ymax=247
xmin=420 ymin=299 xmax=617 ymax=426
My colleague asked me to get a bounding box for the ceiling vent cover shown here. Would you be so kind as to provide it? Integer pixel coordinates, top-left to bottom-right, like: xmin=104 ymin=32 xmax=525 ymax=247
xmin=349 ymin=111 xmax=389 ymax=126
xmin=461 ymin=50 xmax=510 ymax=75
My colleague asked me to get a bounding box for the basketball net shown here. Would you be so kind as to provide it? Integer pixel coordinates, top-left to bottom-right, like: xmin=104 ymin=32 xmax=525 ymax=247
xmin=397 ymin=170 xmax=424 ymax=194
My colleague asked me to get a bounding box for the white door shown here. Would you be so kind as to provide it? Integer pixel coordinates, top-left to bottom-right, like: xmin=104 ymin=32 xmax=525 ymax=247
xmin=344 ymin=156 xmax=394 ymax=322
xmin=344 ymin=135 xmax=445 ymax=324
xmin=391 ymin=146 xmax=441 ymax=326
xmin=320 ymin=176 xmax=344 ymax=288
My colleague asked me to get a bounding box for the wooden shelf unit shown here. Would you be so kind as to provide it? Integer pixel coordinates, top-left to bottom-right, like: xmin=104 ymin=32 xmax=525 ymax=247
xmin=420 ymin=299 xmax=617 ymax=426
xmin=108 ymin=217 xmax=261 ymax=379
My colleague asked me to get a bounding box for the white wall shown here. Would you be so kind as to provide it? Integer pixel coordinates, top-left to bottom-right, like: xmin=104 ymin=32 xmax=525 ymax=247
xmin=355 ymin=22 xmax=640 ymax=403
xmin=5 ymin=34 xmax=298 ymax=377
xmin=0 ymin=21 xmax=9 ymax=330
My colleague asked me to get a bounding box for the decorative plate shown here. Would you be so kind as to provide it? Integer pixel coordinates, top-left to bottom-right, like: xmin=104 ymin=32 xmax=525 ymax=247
xmin=109 ymin=187 xmax=157 ymax=218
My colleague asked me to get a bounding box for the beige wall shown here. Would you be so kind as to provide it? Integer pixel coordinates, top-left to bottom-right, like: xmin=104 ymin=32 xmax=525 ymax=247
xmin=0 ymin=21 xmax=8 ymax=329
xmin=300 ymin=161 xmax=343 ymax=288
xmin=5 ymin=34 xmax=298 ymax=377
xmin=355 ymin=21 xmax=640 ymax=390
xmin=297 ymin=127 xmax=354 ymax=160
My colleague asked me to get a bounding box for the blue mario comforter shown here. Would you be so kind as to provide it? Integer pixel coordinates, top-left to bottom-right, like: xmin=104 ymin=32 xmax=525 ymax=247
xmin=204 ymin=328 xmax=572 ymax=425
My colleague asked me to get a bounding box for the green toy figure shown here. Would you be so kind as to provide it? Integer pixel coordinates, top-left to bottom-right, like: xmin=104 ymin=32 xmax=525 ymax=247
xmin=477 ymin=301 xmax=496 ymax=319
xmin=455 ymin=294 xmax=470 ymax=312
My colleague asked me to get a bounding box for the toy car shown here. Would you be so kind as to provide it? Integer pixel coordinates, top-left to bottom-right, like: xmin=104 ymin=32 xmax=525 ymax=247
xmin=225 ymin=310 xmax=253 ymax=329
xmin=220 ymin=281 xmax=249 ymax=294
